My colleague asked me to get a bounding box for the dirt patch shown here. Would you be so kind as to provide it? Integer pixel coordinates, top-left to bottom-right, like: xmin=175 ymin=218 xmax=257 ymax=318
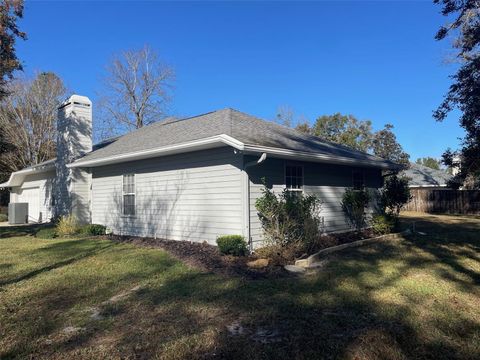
xmin=108 ymin=235 xmax=288 ymax=280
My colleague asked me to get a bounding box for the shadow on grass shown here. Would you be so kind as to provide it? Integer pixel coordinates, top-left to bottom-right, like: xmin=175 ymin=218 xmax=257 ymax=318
xmin=0 ymin=240 xmax=114 ymax=287
xmin=0 ymin=223 xmax=54 ymax=239
xmin=2 ymin=214 xmax=479 ymax=360
xmin=400 ymin=214 xmax=480 ymax=288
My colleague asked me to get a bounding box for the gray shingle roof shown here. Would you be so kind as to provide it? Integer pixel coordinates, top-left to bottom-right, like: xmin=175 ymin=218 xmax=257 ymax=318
xmin=402 ymin=163 xmax=453 ymax=187
xmin=77 ymin=108 xmax=396 ymax=167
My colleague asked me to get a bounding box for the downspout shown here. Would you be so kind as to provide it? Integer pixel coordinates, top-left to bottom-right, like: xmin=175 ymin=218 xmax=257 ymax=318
xmin=243 ymin=153 xmax=267 ymax=251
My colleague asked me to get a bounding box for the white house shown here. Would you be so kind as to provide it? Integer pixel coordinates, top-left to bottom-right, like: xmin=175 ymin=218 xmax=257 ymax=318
xmin=1 ymin=95 xmax=398 ymax=248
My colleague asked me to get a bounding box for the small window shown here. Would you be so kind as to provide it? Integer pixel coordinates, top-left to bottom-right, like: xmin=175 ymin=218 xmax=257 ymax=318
xmin=285 ymin=164 xmax=303 ymax=191
xmin=123 ymin=174 xmax=135 ymax=216
xmin=353 ymin=170 xmax=364 ymax=190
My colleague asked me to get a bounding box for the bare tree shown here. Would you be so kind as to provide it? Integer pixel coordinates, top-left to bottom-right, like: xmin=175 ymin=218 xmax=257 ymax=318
xmin=275 ymin=105 xmax=295 ymax=127
xmin=98 ymin=45 xmax=174 ymax=137
xmin=275 ymin=104 xmax=311 ymax=130
xmin=0 ymin=72 xmax=67 ymax=173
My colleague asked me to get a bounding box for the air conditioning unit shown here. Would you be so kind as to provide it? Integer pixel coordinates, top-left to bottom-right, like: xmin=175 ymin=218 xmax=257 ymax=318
xmin=8 ymin=203 xmax=28 ymax=224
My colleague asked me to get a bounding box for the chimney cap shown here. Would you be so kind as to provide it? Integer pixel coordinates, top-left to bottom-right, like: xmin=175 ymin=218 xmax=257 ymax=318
xmin=58 ymin=94 xmax=92 ymax=110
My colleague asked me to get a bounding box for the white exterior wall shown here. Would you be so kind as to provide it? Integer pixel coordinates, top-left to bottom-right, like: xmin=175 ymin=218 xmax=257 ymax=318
xmin=247 ymin=157 xmax=383 ymax=247
xmin=91 ymin=147 xmax=244 ymax=244
xmin=10 ymin=170 xmax=56 ymax=223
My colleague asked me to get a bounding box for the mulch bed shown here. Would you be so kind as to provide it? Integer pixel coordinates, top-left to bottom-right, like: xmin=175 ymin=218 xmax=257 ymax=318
xmin=318 ymin=228 xmax=377 ymax=248
xmin=107 ymin=229 xmax=378 ymax=280
xmin=108 ymin=235 xmax=288 ymax=280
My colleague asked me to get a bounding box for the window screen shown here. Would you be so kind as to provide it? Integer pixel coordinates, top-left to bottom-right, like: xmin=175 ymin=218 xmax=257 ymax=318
xmin=123 ymin=174 xmax=135 ymax=215
xmin=285 ymin=165 xmax=303 ymax=191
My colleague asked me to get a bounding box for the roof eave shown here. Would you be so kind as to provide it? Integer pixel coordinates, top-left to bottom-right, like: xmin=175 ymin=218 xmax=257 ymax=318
xmin=69 ymin=134 xmax=398 ymax=170
xmin=243 ymin=145 xmax=398 ymax=169
xmin=0 ymin=163 xmax=56 ymax=188
xmin=68 ymin=134 xmax=245 ymax=168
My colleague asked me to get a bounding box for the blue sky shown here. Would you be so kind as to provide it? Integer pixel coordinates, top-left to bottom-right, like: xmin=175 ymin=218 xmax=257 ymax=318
xmin=17 ymin=1 xmax=463 ymax=160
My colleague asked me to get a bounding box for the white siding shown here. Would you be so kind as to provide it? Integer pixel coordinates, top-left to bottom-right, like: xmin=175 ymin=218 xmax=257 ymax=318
xmin=247 ymin=157 xmax=383 ymax=247
xmin=10 ymin=170 xmax=56 ymax=223
xmin=91 ymin=147 xmax=244 ymax=244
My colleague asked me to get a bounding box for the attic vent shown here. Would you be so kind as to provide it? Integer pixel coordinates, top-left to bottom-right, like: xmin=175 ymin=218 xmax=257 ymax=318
xmin=73 ymin=101 xmax=91 ymax=107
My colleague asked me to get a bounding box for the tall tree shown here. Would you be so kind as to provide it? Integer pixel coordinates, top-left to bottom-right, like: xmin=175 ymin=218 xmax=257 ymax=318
xmin=0 ymin=0 xmax=26 ymax=99
xmin=372 ymin=124 xmax=410 ymax=167
xmin=311 ymin=113 xmax=373 ymax=152
xmin=415 ymin=157 xmax=441 ymax=170
xmin=0 ymin=72 xmax=67 ymax=173
xmin=289 ymin=112 xmax=410 ymax=166
xmin=433 ymin=0 xmax=480 ymax=186
xmin=98 ymin=45 xmax=175 ymax=137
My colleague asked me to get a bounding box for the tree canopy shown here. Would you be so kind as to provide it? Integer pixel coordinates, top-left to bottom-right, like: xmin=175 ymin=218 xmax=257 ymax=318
xmin=311 ymin=113 xmax=373 ymax=153
xmin=415 ymin=157 xmax=441 ymax=170
xmin=433 ymin=0 xmax=480 ymax=187
xmin=294 ymin=113 xmax=410 ymax=167
xmin=371 ymin=124 xmax=410 ymax=168
xmin=0 ymin=0 xmax=26 ymax=99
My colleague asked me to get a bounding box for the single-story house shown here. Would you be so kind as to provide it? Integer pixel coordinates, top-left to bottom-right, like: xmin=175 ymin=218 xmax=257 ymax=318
xmin=1 ymin=95 xmax=398 ymax=248
xmin=402 ymin=163 xmax=453 ymax=189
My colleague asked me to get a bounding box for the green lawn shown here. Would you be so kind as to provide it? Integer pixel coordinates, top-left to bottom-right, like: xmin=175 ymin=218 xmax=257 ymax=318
xmin=0 ymin=213 xmax=479 ymax=359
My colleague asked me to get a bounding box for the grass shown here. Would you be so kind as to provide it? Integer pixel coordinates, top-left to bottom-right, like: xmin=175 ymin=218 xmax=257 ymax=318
xmin=0 ymin=213 xmax=479 ymax=359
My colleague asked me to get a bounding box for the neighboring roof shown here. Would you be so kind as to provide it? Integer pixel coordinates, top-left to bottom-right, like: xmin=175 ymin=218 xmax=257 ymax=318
xmin=70 ymin=108 xmax=398 ymax=169
xmin=0 ymin=159 xmax=56 ymax=188
xmin=402 ymin=163 xmax=453 ymax=187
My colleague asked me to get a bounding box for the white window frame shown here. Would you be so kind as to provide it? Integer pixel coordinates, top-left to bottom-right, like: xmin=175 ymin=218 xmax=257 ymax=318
xmin=122 ymin=173 xmax=136 ymax=217
xmin=352 ymin=169 xmax=365 ymax=190
xmin=285 ymin=163 xmax=304 ymax=192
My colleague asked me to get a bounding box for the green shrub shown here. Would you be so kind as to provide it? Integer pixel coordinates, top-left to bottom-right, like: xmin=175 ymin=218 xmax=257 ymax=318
xmin=342 ymin=188 xmax=371 ymax=230
xmin=381 ymin=174 xmax=412 ymax=216
xmin=80 ymin=224 xmax=106 ymax=236
xmin=35 ymin=227 xmax=57 ymax=239
xmin=0 ymin=213 xmax=7 ymax=222
xmin=56 ymin=215 xmax=80 ymax=236
xmin=216 ymin=235 xmax=248 ymax=256
xmin=255 ymin=180 xmax=323 ymax=251
xmin=370 ymin=214 xmax=396 ymax=235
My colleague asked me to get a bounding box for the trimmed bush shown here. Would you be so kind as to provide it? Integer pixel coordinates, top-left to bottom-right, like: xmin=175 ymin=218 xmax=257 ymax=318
xmin=35 ymin=227 xmax=57 ymax=239
xmin=342 ymin=188 xmax=371 ymax=230
xmin=56 ymin=215 xmax=80 ymax=236
xmin=80 ymin=224 xmax=107 ymax=236
xmin=370 ymin=214 xmax=396 ymax=235
xmin=255 ymin=180 xmax=323 ymax=251
xmin=0 ymin=213 xmax=7 ymax=222
xmin=216 ymin=235 xmax=248 ymax=256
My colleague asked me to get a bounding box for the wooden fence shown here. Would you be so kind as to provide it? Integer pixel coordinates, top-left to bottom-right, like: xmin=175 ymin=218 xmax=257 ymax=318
xmin=404 ymin=189 xmax=480 ymax=214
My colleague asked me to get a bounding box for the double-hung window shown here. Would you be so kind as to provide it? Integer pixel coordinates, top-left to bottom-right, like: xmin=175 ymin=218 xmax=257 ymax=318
xmin=285 ymin=164 xmax=303 ymax=191
xmin=352 ymin=170 xmax=365 ymax=190
xmin=122 ymin=174 xmax=135 ymax=216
